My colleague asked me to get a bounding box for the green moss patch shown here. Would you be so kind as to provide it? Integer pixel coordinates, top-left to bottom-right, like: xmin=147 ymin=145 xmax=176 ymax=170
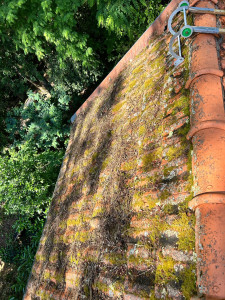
xmin=171 ymin=213 xmax=195 ymax=251
xmin=155 ymin=256 xmax=177 ymax=284
xmin=26 ymin=17 xmax=194 ymax=299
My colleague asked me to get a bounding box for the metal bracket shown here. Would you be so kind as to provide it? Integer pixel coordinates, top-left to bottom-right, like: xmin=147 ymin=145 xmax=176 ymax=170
xmin=168 ymin=0 xmax=225 ymax=66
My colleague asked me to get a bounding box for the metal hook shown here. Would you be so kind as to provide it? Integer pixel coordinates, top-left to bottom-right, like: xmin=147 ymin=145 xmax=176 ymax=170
xmin=169 ymin=31 xmax=184 ymax=67
xmin=168 ymin=1 xmax=225 ymax=67
xmin=168 ymin=5 xmax=189 ymax=35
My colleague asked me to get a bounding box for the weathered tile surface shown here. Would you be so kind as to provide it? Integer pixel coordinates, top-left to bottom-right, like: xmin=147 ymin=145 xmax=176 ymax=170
xmin=24 ymin=11 xmax=197 ymax=300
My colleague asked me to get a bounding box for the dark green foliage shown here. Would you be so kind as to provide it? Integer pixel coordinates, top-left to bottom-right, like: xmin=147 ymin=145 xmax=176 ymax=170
xmin=0 ymin=0 xmax=164 ymax=62
xmin=0 ymin=221 xmax=44 ymax=298
xmin=0 ymin=143 xmax=64 ymax=230
xmin=0 ymin=89 xmax=69 ymax=298
xmin=0 ymin=143 xmax=64 ymax=298
xmin=6 ymin=90 xmax=71 ymax=150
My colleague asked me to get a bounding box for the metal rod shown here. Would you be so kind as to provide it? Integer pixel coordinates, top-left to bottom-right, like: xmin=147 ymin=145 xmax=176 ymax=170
xmin=192 ymin=26 xmax=219 ymax=34
xmin=189 ymin=7 xmax=225 ymax=16
xmin=215 ymin=9 xmax=225 ymax=16
xmin=219 ymin=28 xmax=225 ymax=34
xmin=169 ymin=31 xmax=184 ymax=66
xmin=178 ymin=35 xmax=182 ymax=57
xmin=183 ymin=7 xmax=187 ymax=26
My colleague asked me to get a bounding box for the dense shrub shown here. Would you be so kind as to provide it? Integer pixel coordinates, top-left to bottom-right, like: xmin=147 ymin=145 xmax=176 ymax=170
xmin=0 ymin=89 xmax=70 ymax=298
xmin=6 ymin=90 xmax=71 ymax=150
xmin=0 ymin=143 xmax=64 ymax=231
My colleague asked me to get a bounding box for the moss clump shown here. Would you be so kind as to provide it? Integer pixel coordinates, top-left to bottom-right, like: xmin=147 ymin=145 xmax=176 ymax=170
xmin=172 ymin=94 xmax=189 ymax=115
xmin=160 ymin=189 xmax=171 ymax=201
xmin=132 ymin=192 xmax=158 ymax=211
xmin=89 ymin=165 xmax=99 ymax=175
xmin=49 ymin=254 xmax=58 ymax=263
xmin=178 ymin=194 xmax=192 ymax=213
xmin=104 ymin=253 xmax=126 ymax=265
xmin=177 ymin=122 xmax=190 ymax=142
xmin=166 ymin=145 xmax=183 ymax=162
xmin=83 ymin=284 xmax=90 ymax=297
xmin=180 ymin=264 xmax=197 ymax=298
xmin=138 ymin=125 xmax=147 ymax=136
xmin=101 ymin=156 xmax=111 ymax=170
xmin=54 ymin=272 xmax=64 ymax=282
xmin=93 ymin=281 xmax=109 ymax=293
xmin=149 ymin=291 xmax=157 ymax=300
xmin=163 ymin=166 xmax=175 ymax=178
xmin=92 ymin=152 xmax=99 ymax=161
xmin=144 ymin=78 xmax=155 ymax=89
xmin=77 ymin=231 xmax=90 ymax=243
xmin=163 ymin=87 xmax=173 ymax=102
xmin=84 ymin=148 xmax=92 ymax=157
xmin=132 ymin=65 xmax=144 ymax=75
xmin=39 ymin=237 xmax=47 ymax=245
xmin=150 ymin=40 xmax=165 ymax=53
xmin=130 ymin=215 xmax=168 ymax=245
xmin=75 ymin=197 xmax=87 ymax=209
xmin=155 ymin=255 xmax=177 ymax=284
xmin=149 ymin=217 xmax=168 ymax=244
xmin=129 ymin=115 xmax=139 ymax=124
xmin=146 ymin=173 xmax=159 ymax=185
xmin=77 ymin=173 xmax=85 ymax=183
xmin=69 ymin=253 xmax=81 ymax=265
xmin=92 ymin=193 xmax=103 ymax=203
xmin=59 ymin=220 xmax=66 ymax=229
xmin=83 ymin=157 xmax=92 ymax=167
xmin=171 ymin=213 xmax=195 ymax=251
xmin=127 ymin=79 xmax=137 ymax=92
xmin=36 ymin=290 xmax=54 ymax=300
xmin=163 ymin=204 xmax=178 ymax=215
xmin=153 ymin=123 xmax=163 ymax=136
xmin=121 ymin=160 xmax=137 ymax=172
xmin=142 ymin=148 xmax=162 ymax=171
xmin=43 ymin=271 xmax=51 ymax=281
xmin=67 ymin=216 xmax=82 ymax=227
xmin=139 ymin=290 xmax=151 ymax=298
xmin=128 ymin=254 xmax=152 ymax=266
xmin=64 ymin=231 xmax=90 ymax=243
xmin=112 ymin=280 xmax=125 ymax=294
xmin=36 ymin=254 xmax=46 ymax=262
xmin=70 ymin=165 xmax=80 ymax=177
xmin=149 ymin=55 xmax=165 ymax=72
xmin=85 ymin=254 xmax=99 ymax=263
xmin=92 ymin=206 xmax=105 ymax=218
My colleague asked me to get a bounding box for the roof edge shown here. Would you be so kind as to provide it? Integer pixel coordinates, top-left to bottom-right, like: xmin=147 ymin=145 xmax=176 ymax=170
xmin=71 ymin=0 xmax=182 ymax=120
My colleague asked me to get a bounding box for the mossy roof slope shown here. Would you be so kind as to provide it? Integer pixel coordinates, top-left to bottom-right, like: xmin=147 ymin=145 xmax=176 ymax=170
xmin=24 ymin=5 xmax=197 ymax=300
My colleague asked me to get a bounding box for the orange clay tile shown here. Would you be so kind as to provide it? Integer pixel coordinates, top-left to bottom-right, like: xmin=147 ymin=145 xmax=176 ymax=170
xmin=187 ymin=0 xmax=225 ymax=298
